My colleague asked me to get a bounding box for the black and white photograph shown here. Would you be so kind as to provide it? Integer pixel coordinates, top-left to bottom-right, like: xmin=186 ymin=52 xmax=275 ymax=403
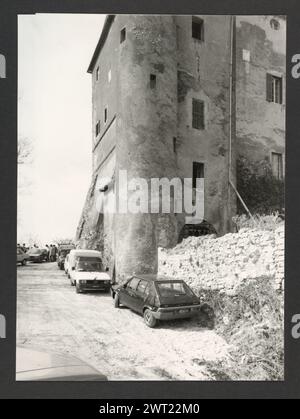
xmin=16 ymin=13 xmax=285 ymax=382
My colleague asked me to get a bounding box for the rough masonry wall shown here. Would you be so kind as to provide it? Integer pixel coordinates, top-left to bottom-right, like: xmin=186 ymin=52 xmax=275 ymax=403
xmin=158 ymin=225 xmax=284 ymax=295
xmin=175 ymin=15 xmax=236 ymax=235
xmin=235 ymin=16 xmax=286 ymax=167
xmin=114 ymin=15 xmax=179 ymax=281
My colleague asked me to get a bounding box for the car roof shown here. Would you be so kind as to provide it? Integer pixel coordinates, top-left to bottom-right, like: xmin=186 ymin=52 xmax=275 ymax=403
xmin=69 ymin=249 xmax=102 ymax=257
xmin=131 ymin=274 xmax=184 ymax=283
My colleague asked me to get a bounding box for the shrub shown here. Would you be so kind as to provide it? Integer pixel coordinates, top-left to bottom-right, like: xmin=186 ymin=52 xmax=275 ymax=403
xmin=199 ymin=277 xmax=284 ymax=381
xmin=237 ymin=157 xmax=284 ymax=215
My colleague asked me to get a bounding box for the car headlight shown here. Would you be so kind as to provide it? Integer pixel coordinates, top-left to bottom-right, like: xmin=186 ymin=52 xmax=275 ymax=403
xmin=79 ymin=280 xmax=87 ymax=284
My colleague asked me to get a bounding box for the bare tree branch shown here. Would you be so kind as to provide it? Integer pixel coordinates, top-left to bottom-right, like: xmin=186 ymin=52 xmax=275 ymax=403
xmin=18 ymin=136 xmax=33 ymax=165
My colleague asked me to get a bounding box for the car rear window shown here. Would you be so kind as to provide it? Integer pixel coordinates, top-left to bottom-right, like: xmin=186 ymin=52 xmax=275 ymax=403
xmin=76 ymin=257 xmax=101 ymax=263
xmin=156 ymin=282 xmax=194 ymax=297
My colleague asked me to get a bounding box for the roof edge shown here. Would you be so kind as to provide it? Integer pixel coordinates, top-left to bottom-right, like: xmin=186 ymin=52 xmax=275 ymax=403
xmin=87 ymin=15 xmax=115 ymax=74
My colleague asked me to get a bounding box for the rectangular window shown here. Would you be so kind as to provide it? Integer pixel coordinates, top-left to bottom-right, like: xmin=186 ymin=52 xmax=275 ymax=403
xmin=120 ymin=27 xmax=126 ymax=43
xmin=266 ymin=73 xmax=283 ymax=104
xmin=192 ymin=99 xmax=205 ymax=130
xmin=271 ymin=152 xmax=283 ymax=180
xmin=96 ymin=66 xmax=100 ymax=81
xmin=104 ymin=108 xmax=108 ymax=123
xmin=192 ymin=162 xmax=204 ymax=189
xmin=192 ymin=17 xmax=204 ymax=41
xmin=95 ymin=121 xmax=100 ymax=136
xmin=173 ymin=137 xmax=177 ymax=153
xmin=150 ymin=74 xmax=156 ymax=89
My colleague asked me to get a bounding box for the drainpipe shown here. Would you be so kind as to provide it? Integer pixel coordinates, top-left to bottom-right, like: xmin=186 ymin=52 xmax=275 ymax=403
xmin=228 ymin=15 xmax=254 ymax=221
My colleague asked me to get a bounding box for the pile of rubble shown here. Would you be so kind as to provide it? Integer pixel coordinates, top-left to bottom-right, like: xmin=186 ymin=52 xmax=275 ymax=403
xmin=158 ymin=225 xmax=284 ymax=296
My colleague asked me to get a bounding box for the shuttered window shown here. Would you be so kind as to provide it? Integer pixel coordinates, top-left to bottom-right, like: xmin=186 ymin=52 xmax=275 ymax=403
xmin=266 ymin=73 xmax=283 ymax=104
xmin=192 ymin=99 xmax=205 ymax=130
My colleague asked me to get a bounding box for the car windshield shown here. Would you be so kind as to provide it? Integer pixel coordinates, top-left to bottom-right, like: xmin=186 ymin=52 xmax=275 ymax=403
xmin=75 ymin=258 xmax=103 ymax=272
xmin=59 ymin=250 xmax=68 ymax=257
xmin=156 ymin=282 xmax=194 ymax=298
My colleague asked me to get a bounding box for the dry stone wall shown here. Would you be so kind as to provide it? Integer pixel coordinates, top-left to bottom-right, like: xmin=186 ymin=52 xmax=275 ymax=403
xmin=158 ymin=225 xmax=284 ymax=295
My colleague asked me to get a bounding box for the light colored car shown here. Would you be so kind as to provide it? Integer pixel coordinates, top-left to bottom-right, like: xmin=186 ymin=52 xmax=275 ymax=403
xmin=16 ymin=346 xmax=107 ymax=381
xmin=67 ymin=249 xmax=102 ymax=278
xmin=17 ymin=247 xmax=29 ymax=266
xmin=64 ymin=253 xmax=70 ymax=274
xmin=72 ymin=257 xmax=111 ymax=294
xmin=68 ymin=249 xmax=110 ymax=293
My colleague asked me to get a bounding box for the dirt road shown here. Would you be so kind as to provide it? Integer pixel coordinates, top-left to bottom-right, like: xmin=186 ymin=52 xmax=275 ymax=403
xmin=17 ymin=262 xmax=229 ymax=380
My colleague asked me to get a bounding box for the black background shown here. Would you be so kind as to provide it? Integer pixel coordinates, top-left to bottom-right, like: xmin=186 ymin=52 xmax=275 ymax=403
xmin=0 ymin=0 xmax=299 ymax=399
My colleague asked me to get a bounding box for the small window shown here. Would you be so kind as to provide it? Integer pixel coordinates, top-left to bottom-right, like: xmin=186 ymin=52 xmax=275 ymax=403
xmin=96 ymin=66 xmax=100 ymax=81
xmin=266 ymin=73 xmax=283 ymax=104
xmin=192 ymin=17 xmax=204 ymax=41
xmin=104 ymin=108 xmax=108 ymax=123
xmin=108 ymin=69 xmax=112 ymax=83
xmin=242 ymin=49 xmax=250 ymax=62
xmin=173 ymin=137 xmax=177 ymax=153
xmin=271 ymin=152 xmax=283 ymax=180
xmin=120 ymin=27 xmax=126 ymax=43
xmin=192 ymin=99 xmax=205 ymax=130
xmin=150 ymin=74 xmax=156 ymax=89
xmin=192 ymin=162 xmax=204 ymax=189
xmin=95 ymin=121 xmax=100 ymax=136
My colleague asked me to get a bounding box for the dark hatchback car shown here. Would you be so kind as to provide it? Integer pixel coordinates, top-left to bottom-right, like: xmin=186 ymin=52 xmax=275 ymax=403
xmin=111 ymin=275 xmax=201 ymax=328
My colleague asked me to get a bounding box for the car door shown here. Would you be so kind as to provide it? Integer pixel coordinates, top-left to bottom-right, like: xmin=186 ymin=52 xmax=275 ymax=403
xmin=119 ymin=277 xmax=140 ymax=311
xmin=133 ymin=280 xmax=149 ymax=313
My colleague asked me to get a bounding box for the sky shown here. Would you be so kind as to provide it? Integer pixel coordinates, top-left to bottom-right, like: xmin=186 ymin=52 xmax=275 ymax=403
xmin=18 ymin=14 xmax=106 ymax=245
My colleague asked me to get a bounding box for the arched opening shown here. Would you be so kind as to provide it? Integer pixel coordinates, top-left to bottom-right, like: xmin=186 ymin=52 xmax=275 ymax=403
xmin=178 ymin=220 xmax=217 ymax=243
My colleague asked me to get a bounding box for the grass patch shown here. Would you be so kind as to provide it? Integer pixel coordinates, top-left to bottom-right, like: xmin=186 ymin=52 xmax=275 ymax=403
xmin=198 ymin=276 xmax=284 ymax=381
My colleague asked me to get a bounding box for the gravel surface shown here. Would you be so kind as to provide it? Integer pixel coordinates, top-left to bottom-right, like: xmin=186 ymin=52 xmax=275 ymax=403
xmin=17 ymin=262 xmax=229 ymax=380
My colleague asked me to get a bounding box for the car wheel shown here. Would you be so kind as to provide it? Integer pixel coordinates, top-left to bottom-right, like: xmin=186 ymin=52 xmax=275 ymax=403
xmin=114 ymin=294 xmax=120 ymax=308
xmin=143 ymin=309 xmax=157 ymax=328
xmin=76 ymin=284 xmax=81 ymax=294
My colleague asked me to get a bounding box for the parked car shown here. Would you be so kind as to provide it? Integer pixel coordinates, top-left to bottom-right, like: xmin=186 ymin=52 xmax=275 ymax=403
xmin=17 ymin=247 xmax=29 ymax=266
xmin=69 ymin=251 xmax=110 ymax=294
xmin=16 ymin=346 xmax=107 ymax=381
xmin=66 ymin=249 xmax=102 ymax=278
xmin=111 ymin=274 xmax=201 ymax=328
xmin=57 ymin=244 xmax=74 ymax=270
xmin=27 ymin=247 xmax=48 ymax=263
